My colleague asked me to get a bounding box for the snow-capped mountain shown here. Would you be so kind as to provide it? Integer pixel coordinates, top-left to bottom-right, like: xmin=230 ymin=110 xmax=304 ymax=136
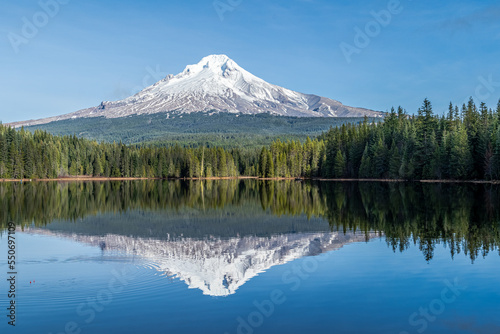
xmin=8 ymin=54 xmax=383 ymax=128
xmin=22 ymin=228 xmax=377 ymax=296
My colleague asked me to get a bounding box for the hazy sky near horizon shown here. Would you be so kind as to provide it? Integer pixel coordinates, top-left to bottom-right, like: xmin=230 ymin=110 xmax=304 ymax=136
xmin=1 ymin=0 xmax=500 ymax=123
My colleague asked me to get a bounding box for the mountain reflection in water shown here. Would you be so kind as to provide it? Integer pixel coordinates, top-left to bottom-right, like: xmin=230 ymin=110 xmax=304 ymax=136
xmin=2 ymin=179 xmax=499 ymax=264
xmin=23 ymin=228 xmax=374 ymax=296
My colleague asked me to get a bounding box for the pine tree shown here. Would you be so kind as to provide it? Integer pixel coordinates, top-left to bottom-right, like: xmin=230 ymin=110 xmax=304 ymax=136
xmin=266 ymin=150 xmax=274 ymax=178
xmin=388 ymin=141 xmax=401 ymax=179
xmin=358 ymin=145 xmax=371 ymax=178
xmin=449 ymin=123 xmax=472 ymax=179
xmin=334 ymin=149 xmax=346 ymax=178
xmin=372 ymin=135 xmax=388 ymax=178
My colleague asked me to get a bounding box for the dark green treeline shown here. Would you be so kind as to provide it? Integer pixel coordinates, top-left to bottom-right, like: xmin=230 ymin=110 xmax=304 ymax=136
xmin=314 ymin=98 xmax=500 ymax=180
xmin=253 ymin=97 xmax=500 ymax=179
xmin=2 ymin=98 xmax=500 ymax=180
xmin=0 ymin=126 xmax=252 ymax=179
xmin=1 ymin=180 xmax=499 ymax=262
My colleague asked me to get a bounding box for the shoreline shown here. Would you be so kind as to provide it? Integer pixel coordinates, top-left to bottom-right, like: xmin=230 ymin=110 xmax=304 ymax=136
xmin=311 ymin=178 xmax=500 ymax=184
xmin=0 ymin=176 xmax=260 ymax=183
xmin=1 ymin=176 xmax=500 ymax=184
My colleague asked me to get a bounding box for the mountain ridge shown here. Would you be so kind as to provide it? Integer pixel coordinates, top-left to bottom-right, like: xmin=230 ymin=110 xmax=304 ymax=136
xmin=7 ymin=54 xmax=383 ymax=128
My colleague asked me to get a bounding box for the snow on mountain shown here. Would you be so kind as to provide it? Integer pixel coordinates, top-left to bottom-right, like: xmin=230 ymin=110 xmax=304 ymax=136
xmin=22 ymin=228 xmax=377 ymax=296
xmin=8 ymin=54 xmax=383 ymax=128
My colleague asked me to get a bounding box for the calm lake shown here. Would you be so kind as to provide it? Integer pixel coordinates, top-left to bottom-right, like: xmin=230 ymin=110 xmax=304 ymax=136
xmin=1 ymin=180 xmax=499 ymax=334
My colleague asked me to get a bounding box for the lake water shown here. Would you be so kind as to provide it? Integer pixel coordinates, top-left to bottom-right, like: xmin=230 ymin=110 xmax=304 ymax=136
xmin=1 ymin=180 xmax=499 ymax=334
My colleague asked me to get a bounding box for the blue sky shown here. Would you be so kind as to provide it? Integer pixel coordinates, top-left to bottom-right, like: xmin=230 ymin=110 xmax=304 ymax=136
xmin=1 ymin=0 xmax=500 ymax=123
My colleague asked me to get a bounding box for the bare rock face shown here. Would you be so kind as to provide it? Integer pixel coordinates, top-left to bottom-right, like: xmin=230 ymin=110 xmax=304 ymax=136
xmin=8 ymin=54 xmax=383 ymax=128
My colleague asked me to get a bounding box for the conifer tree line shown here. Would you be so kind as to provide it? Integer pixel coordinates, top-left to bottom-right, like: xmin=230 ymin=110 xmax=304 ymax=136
xmin=257 ymin=97 xmax=500 ymax=180
xmin=0 ymin=127 xmax=249 ymax=179
xmin=1 ymin=97 xmax=500 ymax=180
xmin=314 ymin=98 xmax=500 ymax=180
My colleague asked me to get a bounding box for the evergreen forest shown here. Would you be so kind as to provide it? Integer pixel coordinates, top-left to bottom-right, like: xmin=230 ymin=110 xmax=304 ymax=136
xmin=2 ymin=98 xmax=500 ymax=181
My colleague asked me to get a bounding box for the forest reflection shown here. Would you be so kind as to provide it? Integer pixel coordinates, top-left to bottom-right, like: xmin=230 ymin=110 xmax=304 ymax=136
xmin=1 ymin=179 xmax=499 ymax=261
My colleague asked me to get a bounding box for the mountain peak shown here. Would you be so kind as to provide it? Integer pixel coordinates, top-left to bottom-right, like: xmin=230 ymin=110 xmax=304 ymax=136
xmin=200 ymin=54 xmax=232 ymax=65
xmin=6 ymin=55 xmax=384 ymax=128
xmin=181 ymin=54 xmax=239 ymax=78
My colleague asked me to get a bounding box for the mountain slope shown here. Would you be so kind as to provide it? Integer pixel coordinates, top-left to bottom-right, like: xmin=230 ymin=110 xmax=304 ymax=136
xmin=8 ymin=54 xmax=383 ymax=128
xmin=22 ymin=112 xmax=380 ymax=147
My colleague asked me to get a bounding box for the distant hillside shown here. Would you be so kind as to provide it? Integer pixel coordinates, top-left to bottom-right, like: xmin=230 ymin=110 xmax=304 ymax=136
xmin=24 ymin=112 xmax=377 ymax=148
